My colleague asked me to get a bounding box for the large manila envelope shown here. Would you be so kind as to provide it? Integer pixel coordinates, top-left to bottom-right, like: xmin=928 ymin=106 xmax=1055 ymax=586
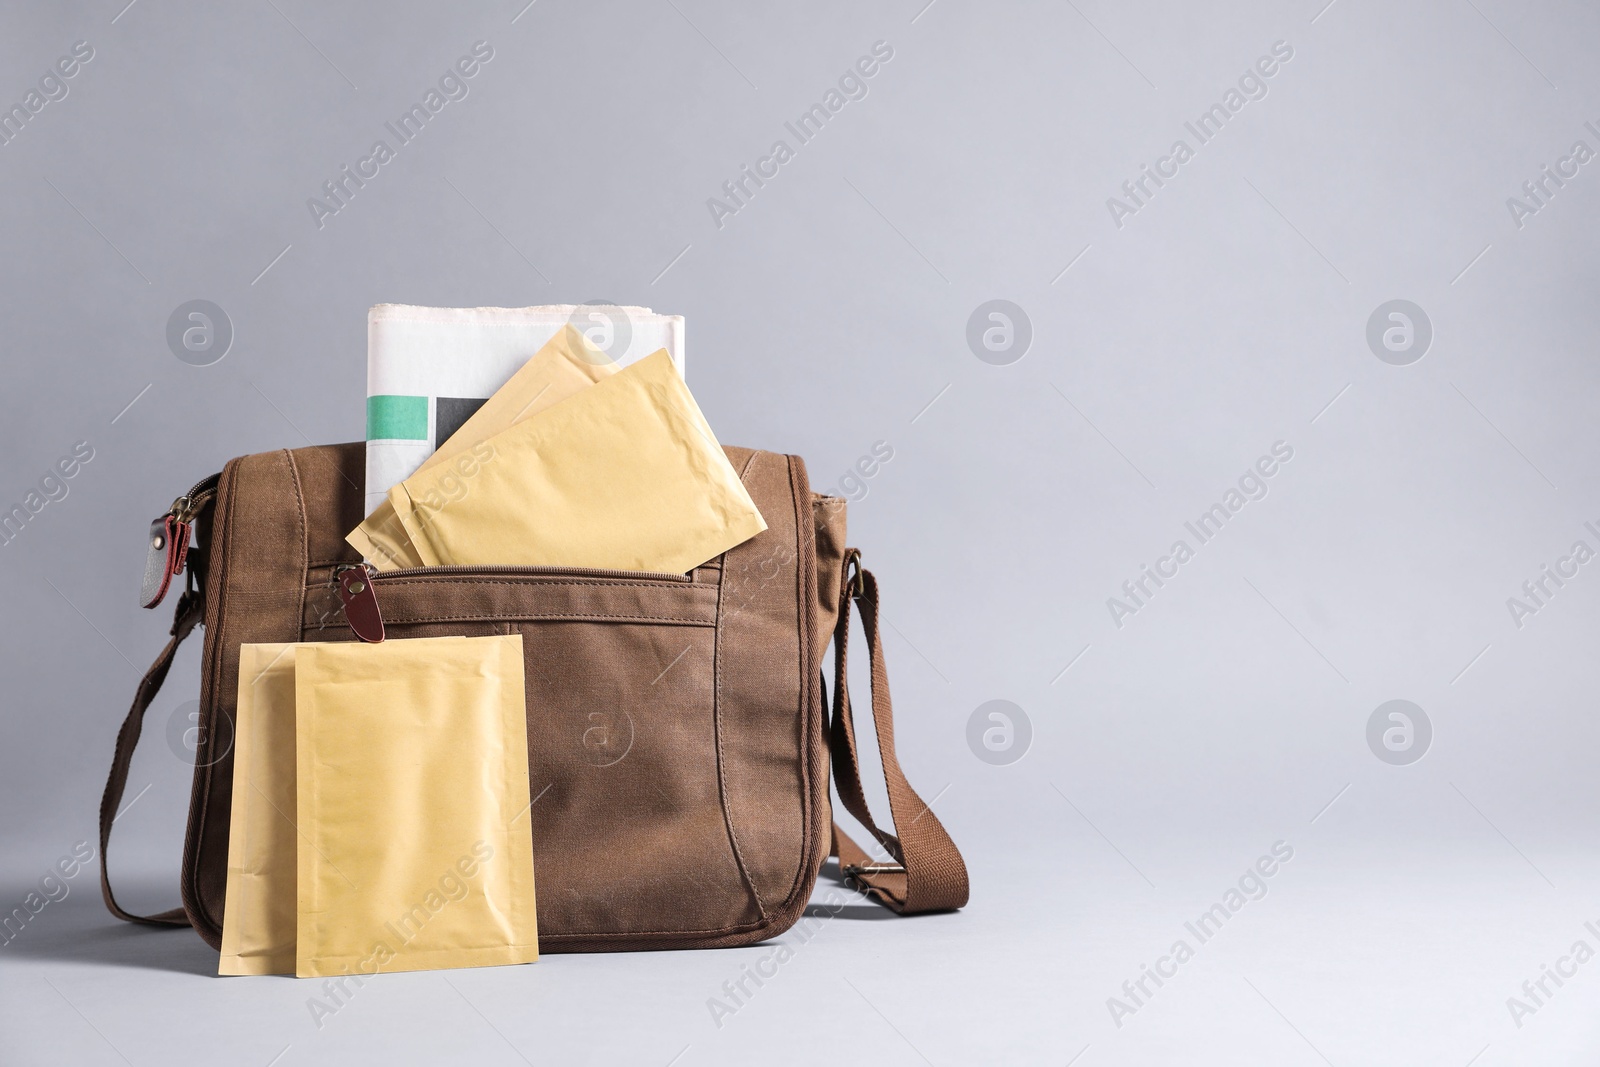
xmin=389 ymin=349 xmax=766 ymax=574
xmin=348 ymin=325 xmax=619 ymax=570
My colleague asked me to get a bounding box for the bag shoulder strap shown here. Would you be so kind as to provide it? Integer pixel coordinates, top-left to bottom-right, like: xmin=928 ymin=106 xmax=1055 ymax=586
xmin=828 ymin=551 xmax=969 ymax=913
xmin=98 ymin=589 xmax=203 ymax=927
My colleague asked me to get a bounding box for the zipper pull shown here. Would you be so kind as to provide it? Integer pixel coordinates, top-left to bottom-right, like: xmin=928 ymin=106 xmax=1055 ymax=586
xmin=336 ymin=564 xmax=385 ymax=643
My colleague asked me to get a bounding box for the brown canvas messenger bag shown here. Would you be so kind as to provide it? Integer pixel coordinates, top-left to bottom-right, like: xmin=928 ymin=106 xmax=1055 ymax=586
xmin=100 ymin=442 xmax=968 ymax=953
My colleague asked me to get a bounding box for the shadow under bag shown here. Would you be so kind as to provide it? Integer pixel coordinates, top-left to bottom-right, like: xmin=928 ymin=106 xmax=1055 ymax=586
xmin=103 ymin=442 xmax=968 ymax=953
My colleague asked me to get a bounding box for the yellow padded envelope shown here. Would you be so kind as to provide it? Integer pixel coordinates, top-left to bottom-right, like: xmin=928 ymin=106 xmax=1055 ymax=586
xmin=294 ymin=635 xmax=539 ymax=978
xmin=389 ymin=349 xmax=766 ymax=574
xmin=219 ymin=639 xmax=474 ymax=975
xmin=348 ymin=325 xmax=619 ymax=571
xmin=218 ymin=643 xmax=299 ymax=976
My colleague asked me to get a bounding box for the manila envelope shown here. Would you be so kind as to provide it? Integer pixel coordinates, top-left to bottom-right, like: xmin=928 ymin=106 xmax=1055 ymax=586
xmin=218 ymin=638 xmax=471 ymax=975
xmin=348 ymin=325 xmax=619 ymax=571
xmin=388 ymin=349 xmax=766 ymax=574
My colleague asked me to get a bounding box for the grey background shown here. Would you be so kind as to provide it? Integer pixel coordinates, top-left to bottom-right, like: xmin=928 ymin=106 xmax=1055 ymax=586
xmin=1 ymin=0 xmax=1597 ymax=1063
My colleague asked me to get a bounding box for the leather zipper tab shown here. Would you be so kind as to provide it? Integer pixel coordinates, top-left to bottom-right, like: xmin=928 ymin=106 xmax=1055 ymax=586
xmin=140 ymin=474 xmax=219 ymax=610
xmin=140 ymin=515 xmax=191 ymax=609
xmin=337 ymin=565 xmax=385 ymax=643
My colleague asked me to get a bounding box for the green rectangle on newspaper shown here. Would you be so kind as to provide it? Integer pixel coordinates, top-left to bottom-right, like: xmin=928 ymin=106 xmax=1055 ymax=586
xmin=367 ymin=395 xmax=429 ymax=441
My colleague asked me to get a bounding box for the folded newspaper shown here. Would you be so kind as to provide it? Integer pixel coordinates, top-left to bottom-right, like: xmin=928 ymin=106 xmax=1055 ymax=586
xmin=364 ymin=304 xmax=684 ymax=513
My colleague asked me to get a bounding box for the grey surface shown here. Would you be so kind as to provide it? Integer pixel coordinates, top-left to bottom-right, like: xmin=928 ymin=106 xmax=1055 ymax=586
xmin=1 ymin=0 xmax=1598 ymax=1063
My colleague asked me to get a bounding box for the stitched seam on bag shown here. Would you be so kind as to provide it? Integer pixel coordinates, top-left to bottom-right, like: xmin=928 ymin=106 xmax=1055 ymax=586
xmin=710 ymin=456 xmax=767 ymax=924
xmin=186 ymin=460 xmax=235 ymax=938
xmin=186 ymin=457 xmax=243 ymax=941
xmin=773 ymin=452 xmax=822 ymax=918
xmin=330 ymin=578 xmax=703 ymax=592
xmin=541 ymin=919 xmax=768 ymax=940
xmin=284 ymin=449 xmax=310 ymax=665
xmin=740 ymin=451 xmax=827 ymax=942
xmin=362 ymin=612 xmax=716 ymax=626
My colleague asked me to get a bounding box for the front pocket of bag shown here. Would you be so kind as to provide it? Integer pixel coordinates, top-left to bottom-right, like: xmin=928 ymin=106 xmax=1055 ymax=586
xmin=301 ymin=569 xmax=764 ymax=944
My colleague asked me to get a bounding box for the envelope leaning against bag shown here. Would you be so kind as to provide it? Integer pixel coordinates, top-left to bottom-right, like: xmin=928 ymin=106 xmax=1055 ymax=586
xmin=294 ymin=634 xmax=539 ymax=978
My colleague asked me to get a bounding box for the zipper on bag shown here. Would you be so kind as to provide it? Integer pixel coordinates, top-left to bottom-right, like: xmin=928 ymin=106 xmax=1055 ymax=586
xmin=171 ymin=473 xmax=221 ymax=523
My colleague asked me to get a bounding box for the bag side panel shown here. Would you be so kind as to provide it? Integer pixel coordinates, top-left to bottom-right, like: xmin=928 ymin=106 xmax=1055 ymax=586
xmin=713 ymin=450 xmax=828 ymax=937
xmin=182 ymin=448 xmax=312 ymax=947
xmin=812 ymin=494 xmax=848 ymax=646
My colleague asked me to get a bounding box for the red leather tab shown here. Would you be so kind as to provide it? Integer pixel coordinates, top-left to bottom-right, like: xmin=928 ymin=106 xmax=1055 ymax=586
xmin=170 ymin=520 xmax=190 ymax=578
xmin=140 ymin=516 xmax=190 ymax=609
xmin=338 ymin=568 xmax=385 ymax=643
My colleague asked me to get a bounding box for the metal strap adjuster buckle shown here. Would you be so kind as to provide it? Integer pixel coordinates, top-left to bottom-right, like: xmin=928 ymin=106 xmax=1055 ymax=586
xmin=844 ymin=550 xmax=863 ymax=600
xmin=842 ymin=862 xmax=905 ymax=889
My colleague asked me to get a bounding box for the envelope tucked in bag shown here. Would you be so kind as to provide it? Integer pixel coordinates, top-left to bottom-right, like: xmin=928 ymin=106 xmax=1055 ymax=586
xmin=348 ymin=325 xmax=618 ymax=571
xmin=387 ymin=349 xmax=766 ymax=574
